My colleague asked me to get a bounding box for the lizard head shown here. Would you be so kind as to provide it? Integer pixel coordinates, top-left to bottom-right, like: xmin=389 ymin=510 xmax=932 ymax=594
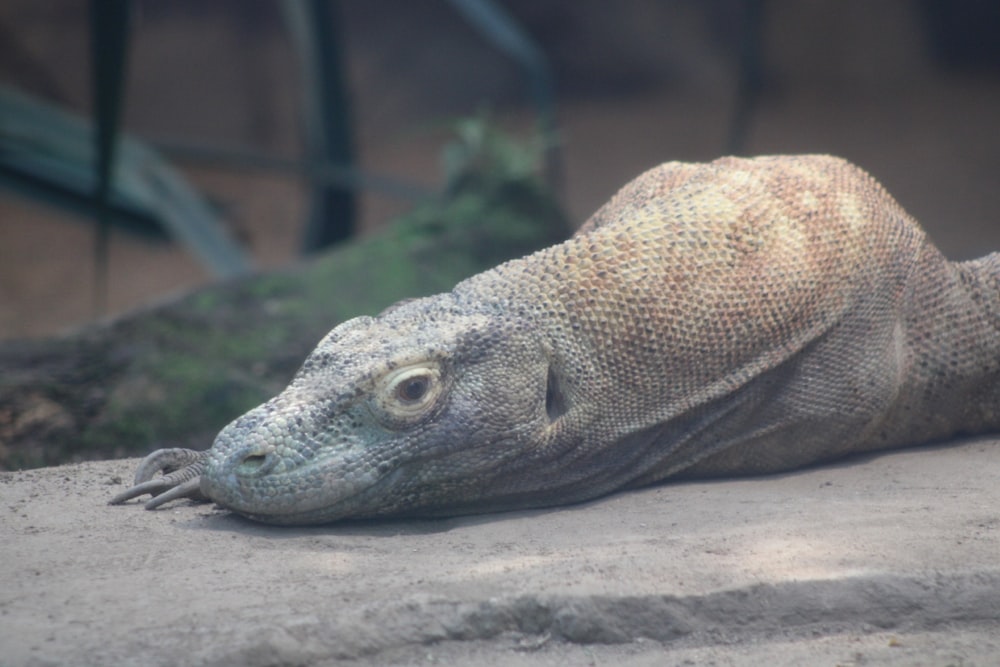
xmin=199 ymin=293 xmax=562 ymax=524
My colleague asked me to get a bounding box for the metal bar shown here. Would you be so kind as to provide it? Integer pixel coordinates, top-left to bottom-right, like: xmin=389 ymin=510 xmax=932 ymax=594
xmin=145 ymin=138 xmax=433 ymax=201
xmin=89 ymin=0 xmax=131 ymax=315
xmin=283 ymin=0 xmax=358 ymax=254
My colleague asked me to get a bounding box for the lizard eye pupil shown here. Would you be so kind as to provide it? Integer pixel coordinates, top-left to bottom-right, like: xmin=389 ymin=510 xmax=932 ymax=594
xmin=397 ymin=376 xmax=429 ymax=403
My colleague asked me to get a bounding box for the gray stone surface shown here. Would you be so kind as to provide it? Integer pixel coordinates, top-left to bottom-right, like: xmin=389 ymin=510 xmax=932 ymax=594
xmin=3 ymin=438 xmax=999 ymax=666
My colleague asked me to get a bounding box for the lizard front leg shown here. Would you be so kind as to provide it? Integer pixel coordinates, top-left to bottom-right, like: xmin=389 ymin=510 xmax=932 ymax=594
xmin=108 ymin=448 xmax=209 ymax=509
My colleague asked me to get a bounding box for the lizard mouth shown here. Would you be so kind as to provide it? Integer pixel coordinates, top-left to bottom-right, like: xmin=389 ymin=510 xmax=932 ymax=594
xmin=201 ymin=445 xmax=381 ymax=524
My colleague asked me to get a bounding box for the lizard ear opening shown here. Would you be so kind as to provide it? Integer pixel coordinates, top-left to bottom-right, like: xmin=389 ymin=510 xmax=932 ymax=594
xmin=545 ymin=365 xmax=568 ymax=423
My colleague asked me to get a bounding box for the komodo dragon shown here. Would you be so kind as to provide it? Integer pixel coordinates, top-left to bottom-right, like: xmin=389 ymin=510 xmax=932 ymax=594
xmin=110 ymin=155 xmax=1000 ymax=525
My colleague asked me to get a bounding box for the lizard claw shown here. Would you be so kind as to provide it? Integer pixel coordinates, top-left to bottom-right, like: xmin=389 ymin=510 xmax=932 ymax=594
xmin=109 ymin=448 xmax=209 ymax=509
xmin=142 ymin=476 xmax=205 ymax=509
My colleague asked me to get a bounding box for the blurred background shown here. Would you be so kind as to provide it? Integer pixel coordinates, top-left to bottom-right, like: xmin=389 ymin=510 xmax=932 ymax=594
xmin=2 ymin=0 xmax=999 ymax=341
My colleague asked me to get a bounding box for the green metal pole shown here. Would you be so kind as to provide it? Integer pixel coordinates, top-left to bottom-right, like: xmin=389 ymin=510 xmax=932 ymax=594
xmin=89 ymin=0 xmax=131 ymax=315
xmin=284 ymin=0 xmax=357 ymax=253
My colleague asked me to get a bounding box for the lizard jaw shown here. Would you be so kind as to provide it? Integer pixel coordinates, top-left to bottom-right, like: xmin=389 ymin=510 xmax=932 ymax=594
xmin=200 ymin=443 xmax=378 ymax=524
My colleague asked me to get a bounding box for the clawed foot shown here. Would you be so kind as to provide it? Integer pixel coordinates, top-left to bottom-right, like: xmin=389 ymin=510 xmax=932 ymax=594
xmin=109 ymin=448 xmax=209 ymax=509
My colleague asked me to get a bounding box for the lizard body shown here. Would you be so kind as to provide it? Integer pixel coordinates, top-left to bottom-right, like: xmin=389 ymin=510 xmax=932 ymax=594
xmin=111 ymin=155 xmax=1000 ymax=524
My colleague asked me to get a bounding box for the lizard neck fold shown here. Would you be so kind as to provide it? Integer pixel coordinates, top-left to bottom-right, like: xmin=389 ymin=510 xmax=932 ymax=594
xmin=881 ymin=248 xmax=1000 ymax=446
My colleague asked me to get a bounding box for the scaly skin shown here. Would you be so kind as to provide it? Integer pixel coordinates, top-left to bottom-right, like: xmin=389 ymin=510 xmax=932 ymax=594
xmin=111 ymin=155 xmax=1000 ymax=524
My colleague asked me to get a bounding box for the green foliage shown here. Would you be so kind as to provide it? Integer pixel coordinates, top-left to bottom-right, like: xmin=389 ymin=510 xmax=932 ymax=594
xmin=441 ymin=114 xmax=552 ymax=191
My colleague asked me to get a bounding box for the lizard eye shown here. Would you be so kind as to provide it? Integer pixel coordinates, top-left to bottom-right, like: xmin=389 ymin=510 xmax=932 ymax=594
xmin=372 ymin=362 xmax=444 ymax=426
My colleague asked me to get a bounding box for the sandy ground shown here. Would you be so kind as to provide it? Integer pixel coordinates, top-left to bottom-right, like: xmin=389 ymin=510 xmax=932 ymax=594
xmin=3 ymin=438 xmax=999 ymax=666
